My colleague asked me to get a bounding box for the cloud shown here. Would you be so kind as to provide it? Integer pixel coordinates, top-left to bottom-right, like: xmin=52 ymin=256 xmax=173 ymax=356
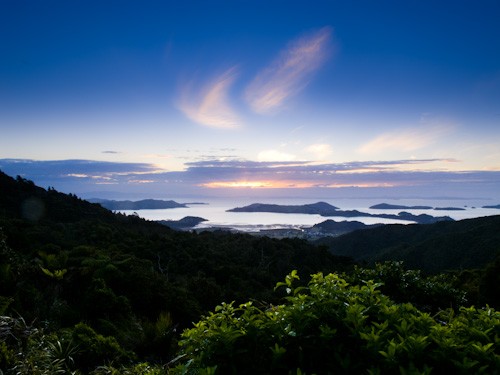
xmin=257 ymin=149 xmax=296 ymax=162
xmin=304 ymin=143 xmax=333 ymax=160
xmin=245 ymin=27 xmax=332 ymax=113
xmin=0 ymin=159 xmax=160 ymax=189
xmin=178 ymin=67 xmax=240 ymax=129
xmin=180 ymin=158 xmax=500 ymax=193
xmin=358 ymin=125 xmax=452 ymax=155
xmin=0 ymin=159 xmax=157 ymax=176
xmin=2 ymin=158 xmax=499 ymax=199
xmin=102 ymin=150 xmax=121 ymax=154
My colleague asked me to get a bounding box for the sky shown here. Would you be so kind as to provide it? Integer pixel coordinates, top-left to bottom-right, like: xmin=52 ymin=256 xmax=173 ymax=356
xmin=1 ymin=0 xmax=500 ymax=200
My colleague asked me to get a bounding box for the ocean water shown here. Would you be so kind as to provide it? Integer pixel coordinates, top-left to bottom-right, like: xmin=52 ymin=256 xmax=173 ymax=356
xmin=118 ymin=197 xmax=500 ymax=232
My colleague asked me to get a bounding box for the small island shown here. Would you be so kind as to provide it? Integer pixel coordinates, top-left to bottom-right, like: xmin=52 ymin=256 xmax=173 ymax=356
xmin=157 ymin=216 xmax=207 ymax=230
xmin=483 ymin=204 xmax=500 ymax=209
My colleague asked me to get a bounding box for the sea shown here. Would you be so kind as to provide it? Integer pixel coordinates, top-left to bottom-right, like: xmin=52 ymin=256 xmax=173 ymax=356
xmin=117 ymin=197 xmax=500 ymax=232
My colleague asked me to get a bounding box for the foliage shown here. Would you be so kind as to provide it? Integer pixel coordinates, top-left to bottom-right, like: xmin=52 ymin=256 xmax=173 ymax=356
xmin=91 ymin=362 xmax=167 ymax=375
xmin=0 ymin=315 xmax=79 ymax=375
xmin=1 ymin=170 xmax=500 ymax=373
xmin=0 ymin=171 xmax=350 ymax=370
xmin=316 ymin=215 xmax=500 ymax=273
xmin=173 ymin=271 xmax=500 ymax=374
xmin=66 ymin=322 xmax=134 ymax=371
xmin=346 ymin=261 xmax=467 ymax=312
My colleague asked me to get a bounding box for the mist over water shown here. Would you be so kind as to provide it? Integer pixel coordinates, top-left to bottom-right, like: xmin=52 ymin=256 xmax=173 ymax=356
xmin=118 ymin=197 xmax=500 ymax=232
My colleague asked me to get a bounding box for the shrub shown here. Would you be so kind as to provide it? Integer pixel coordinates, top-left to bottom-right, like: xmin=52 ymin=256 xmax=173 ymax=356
xmin=68 ymin=322 xmax=134 ymax=371
xmin=172 ymin=271 xmax=500 ymax=374
xmin=346 ymin=261 xmax=467 ymax=312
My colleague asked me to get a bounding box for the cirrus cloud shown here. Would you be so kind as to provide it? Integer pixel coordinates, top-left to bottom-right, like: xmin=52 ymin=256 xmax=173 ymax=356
xmin=178 ymin=67 xmax=241 ymax=129
xmin=245 ymin=26 xmax=332 ymax=114
xmin=358 ymin=125 xmax=452 ymax=155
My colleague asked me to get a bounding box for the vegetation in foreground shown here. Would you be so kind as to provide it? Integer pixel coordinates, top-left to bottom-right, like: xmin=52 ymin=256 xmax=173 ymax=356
xmin=0 ymin=170 xmax=499 ymax=373
xmin=173 ymin=271 xmax=500 ymax=374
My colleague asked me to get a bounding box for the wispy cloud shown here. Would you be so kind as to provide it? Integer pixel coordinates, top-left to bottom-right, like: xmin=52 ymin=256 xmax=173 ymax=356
xmin=245 ymin=27 xmax=332 ymax=114
xmin=358 ymin=125 xmax=452 ymax=155
xmin=304 ymin=143 xmax=333 ymax=160
xmin=178 ymin=67 xmax=240 ymax=129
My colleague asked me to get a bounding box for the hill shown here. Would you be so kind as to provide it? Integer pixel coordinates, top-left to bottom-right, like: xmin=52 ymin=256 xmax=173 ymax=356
xmin=1 ymin=170 xmax=499 ymax=373
xmin=311 ymin=219 xmax=383 ymax=235
xmin=315 ymin=215 xmax=500 ymax=272
xmin=0 ymin=170 xmax=351 ymax=365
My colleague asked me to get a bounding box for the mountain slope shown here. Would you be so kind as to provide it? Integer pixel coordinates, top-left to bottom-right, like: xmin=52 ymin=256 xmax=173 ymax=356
xmin=0 ymin=170 xmax=349 ymax=329
xmin=315 ymin=216 xmax=500 ymax=272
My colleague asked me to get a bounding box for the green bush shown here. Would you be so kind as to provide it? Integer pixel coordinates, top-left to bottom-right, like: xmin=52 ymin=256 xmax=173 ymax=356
xmin=172 ymin=271 xmax=500 ymax=374
xmin=68 ymin=322 xmax=134 ymax=371
xmin=91 ymin=362 xmax=167 ymax=375
xmin=0 ymin=315 xmax=79 ymax=375
xmin=346 ymin=261 xmax=467 ymax=312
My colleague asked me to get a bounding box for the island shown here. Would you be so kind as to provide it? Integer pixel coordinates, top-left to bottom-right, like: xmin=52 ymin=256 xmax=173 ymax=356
xmin=228 ymin=201 xmax=338 ymax=215
xmin=157 ymin=216 xmax=207 ymax=230
xmin=370 ymin=203 xmax=433 ymax=210
xmin=88 ymin=198 xmax=187 ymax=210
xmin=434 ymin=207 xmax=466 ymax=211
xmin=483 ymin=204 xmax=500 ymax=209
xmin=228 ymin=202 xmax=454 ymax=224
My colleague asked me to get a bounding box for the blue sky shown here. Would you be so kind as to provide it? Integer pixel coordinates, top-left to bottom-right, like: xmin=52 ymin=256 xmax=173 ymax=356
xmin=1 ymin=0 xmax=500 ymax=199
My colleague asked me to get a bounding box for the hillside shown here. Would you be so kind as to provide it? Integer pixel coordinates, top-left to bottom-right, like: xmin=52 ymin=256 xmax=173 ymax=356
xmin=1 ymin=170 xmax=499 ymax=373
xmin=315 ymin=215 xmax=500 ymax=272
xmin=0 ymin=170 xmax=351 ymax=365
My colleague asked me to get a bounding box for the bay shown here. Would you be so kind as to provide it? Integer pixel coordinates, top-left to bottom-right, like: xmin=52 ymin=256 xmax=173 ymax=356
xmin=117 ymin=197 xmax=500 ymax=232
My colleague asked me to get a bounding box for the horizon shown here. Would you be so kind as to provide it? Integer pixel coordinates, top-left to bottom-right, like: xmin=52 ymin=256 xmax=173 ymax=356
xmin=1 ymin=1 xmax=500 ymax=201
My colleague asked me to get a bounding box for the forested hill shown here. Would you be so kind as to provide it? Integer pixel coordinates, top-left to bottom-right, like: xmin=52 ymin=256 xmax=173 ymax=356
xmin=0 ymin=171 xmax=118 ymax=223
xmin=0 ymin=170 xmax=352 ymax=365
xmin=1 ymin=171 xmax=500 ymax=373
xmin=316 ymin=215 xmax=500 ymax=272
